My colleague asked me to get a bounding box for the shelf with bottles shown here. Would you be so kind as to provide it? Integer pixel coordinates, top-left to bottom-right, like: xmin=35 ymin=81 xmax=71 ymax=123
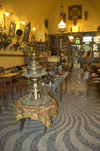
xmin=93 ymin=43 xmax=100 ymax=58
xmin=62 ymin=45 xmax=68 ymax=48
xmin=93 ymin=51 xmax=100 ymax=58
xmin=52 ymin=45 xmax=60 ymax=49
xmin=93 ymin=44 xmax=100 ymax=51
xmin=36 ymin=42 xmax=47 ymax=51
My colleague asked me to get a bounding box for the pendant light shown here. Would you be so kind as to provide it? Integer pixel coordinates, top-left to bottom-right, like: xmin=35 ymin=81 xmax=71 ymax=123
xmin=58 ymin=6 xmax=66 ymax=34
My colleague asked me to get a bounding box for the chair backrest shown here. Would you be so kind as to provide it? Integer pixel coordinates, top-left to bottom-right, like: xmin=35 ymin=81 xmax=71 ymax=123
xmin=0 ymin=67 xmax=4 ymax=76
xmin=13 ymin=73 xmax=22 ymax=83
xmin=87 ymin=69 xmax=98 ymax=81
xmin=62 ymin=65 xmax=71 ymax=71
xmin=3 ymin=77 xmax=12 ymax=91
xmin=16 ymin=73 xmax=21 ymax=79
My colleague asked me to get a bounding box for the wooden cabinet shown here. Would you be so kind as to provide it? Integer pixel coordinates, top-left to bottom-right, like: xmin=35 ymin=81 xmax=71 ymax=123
xmin=93 ymin=44 xmax=100 ymax=58
xmin=49 ymin=35 xmax=68 ymax=55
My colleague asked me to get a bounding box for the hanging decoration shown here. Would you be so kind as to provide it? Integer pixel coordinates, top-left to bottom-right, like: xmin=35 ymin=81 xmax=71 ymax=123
xmin=58 ymin=6 xmax=66 ymax=34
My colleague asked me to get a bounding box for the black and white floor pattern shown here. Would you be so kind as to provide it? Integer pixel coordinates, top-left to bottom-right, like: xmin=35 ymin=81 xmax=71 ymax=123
xmin=0 ymin=69 xmax=100 ymax=151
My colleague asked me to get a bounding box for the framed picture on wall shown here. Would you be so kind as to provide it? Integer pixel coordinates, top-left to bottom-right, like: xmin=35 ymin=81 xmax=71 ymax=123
xmin=68 ymin=5 xmax=82 ymax=20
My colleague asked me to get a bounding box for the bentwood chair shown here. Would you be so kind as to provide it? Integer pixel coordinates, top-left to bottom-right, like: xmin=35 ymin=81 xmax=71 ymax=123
xmin=62 ymin=64 xmax=72 ymax=79
xmin=0 ymin=79 xmax=7 ymax=111
xmin=86 ymin=69 xmax=100 ymax=95
xmin=12 ymin=73 xmax=25 ymax=98
xmin=3 ymin=77 xmax=14 ymax=105
xmin=19 ymin=76 xmax=28 ymax=94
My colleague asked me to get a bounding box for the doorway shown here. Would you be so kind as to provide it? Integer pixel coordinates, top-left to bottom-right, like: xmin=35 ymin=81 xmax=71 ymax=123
xmin=71 ymin=45 xmax=81 ymax=68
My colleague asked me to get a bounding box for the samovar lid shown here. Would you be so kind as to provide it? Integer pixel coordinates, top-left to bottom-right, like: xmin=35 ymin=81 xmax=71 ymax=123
xmin=22 ymin=53 xmax=47 ymax=77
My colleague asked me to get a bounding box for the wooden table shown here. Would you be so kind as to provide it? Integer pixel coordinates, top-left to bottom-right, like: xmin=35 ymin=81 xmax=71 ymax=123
xmin=0 ymin=71 xmax=24 ymax=104
xmin=0 ymin=71 xmax=23 ymax=78
xmin=0 ymin=71 xmax=24 ymax=84
xmin=13 ymin=96 xmax=58 ymax=134
xmin=41 ymin=72 xmax=69 ymax=101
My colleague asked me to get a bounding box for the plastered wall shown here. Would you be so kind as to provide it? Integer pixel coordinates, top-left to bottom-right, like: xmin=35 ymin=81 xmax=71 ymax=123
xmin=0 ymin=56 xmax=25 ymax=69
xmin=48 ymin=0 xmax=100 ymax=34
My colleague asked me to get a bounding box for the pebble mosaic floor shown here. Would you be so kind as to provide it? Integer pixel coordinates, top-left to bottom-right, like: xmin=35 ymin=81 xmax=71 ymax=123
xmin=0 ymin=68 xmax=100 ymax=151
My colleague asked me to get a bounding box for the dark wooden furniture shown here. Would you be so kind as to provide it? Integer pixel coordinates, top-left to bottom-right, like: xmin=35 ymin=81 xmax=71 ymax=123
xmin=62 ymin=64 xmax=72 ymax=78
xmin=3 ymin=77 xmax=14 ymax=105
xmin=0 ymin=79 xmax=7 ymax=111
xmin=86 ymin=70 xmax=100 ymax=95
xmin=41 ymin=72 xmax=69 ymax=101
xmin=12 ymin=73 xmax=23 ymax=97
xmin=0 ymin=71 xmax=28 ymax=104
xmin=19 ymin=76 xmax=28 ymax=94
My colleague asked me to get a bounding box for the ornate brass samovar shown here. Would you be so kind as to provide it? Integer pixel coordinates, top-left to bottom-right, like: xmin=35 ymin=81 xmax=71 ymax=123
xmin=21 ymin=53 xmax=51 ymax=106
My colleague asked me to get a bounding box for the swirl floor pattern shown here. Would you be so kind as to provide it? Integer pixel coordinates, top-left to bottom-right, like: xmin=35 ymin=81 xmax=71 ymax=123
xmin=0 ymin=68 xmax=100 ymax=151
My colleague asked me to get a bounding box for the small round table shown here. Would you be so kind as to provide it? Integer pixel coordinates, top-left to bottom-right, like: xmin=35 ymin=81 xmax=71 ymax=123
xmin=13 ymin=96 xmax=58 ymax=134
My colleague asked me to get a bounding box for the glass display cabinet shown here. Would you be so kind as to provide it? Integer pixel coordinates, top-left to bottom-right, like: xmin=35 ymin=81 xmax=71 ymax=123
xmin=93 ymin=36 xmax=100 ymax=58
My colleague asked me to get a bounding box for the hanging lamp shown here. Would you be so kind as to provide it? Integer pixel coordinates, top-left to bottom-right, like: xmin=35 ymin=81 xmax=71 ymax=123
xmin=58 ymin=6 xmax=66 ymax=34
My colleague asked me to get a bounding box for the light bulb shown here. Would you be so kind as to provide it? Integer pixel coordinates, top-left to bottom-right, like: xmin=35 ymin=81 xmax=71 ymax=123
xmin=33 ymin=27 xmax=36 ymax=31
xmin=5 ymin=11 xmax=9 ymax=17
xmin=22 ymin=21 xmax=25 ymax=25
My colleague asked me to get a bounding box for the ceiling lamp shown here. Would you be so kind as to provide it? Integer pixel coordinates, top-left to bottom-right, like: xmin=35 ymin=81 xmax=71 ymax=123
xmin=22 ymin=21 xmax=25 ymax=25
xmin=58 ymin=20 xmax=66 ymax=32
xmin=5 ymin=11 xmax=9 ymax=17
xmin=58 ymin=6 xmax=66 ymax=34
xmin=33 ymin=27 xmax=36 ymax=31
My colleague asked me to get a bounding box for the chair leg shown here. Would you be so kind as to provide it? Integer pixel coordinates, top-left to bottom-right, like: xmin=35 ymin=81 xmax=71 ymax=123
xmin=25 ymin=83 xmax=28 ymax=94
xmin=16 ymin=87 xmax=18 ymax=94
xmin=86 ymin=84 xmax=90 ymax=96
xmin=2 ymin=95 xmax=7 ymax=109
xmin=23 ymin=84 xmax=26 ymax=95
xmin=19 ymin=86 xmax=22 ymax=97
xmin=0 ymin=105 xmax=2 ymax=113
xmin=6 ymin=93 xmax=8 ymax=106
xmin=26 ymin=84 xmax=28 ymax=93
xmin=90 ymin=85 xmax=92 ymax=92
xmin=97 ymin=83 xmax=100 ymax=94
xmin=11 ymin=89 xmax=14 ymax=102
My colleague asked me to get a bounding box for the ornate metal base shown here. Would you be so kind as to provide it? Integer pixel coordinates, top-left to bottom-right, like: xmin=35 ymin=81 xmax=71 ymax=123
xmin=20 ymin=94 xmax=52 ymax=106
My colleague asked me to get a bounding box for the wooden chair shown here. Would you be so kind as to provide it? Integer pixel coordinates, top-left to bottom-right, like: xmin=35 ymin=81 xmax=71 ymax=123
xmin=0 ymin=79 xmax=7 ymax=111
xmin=19 ymin=76 xmax=28 ymax=94
xmin=0 ymin=67 xmax=4 ymax=75
xmin=3 ymin=77 xmax=14 ymax=105
xmin=85 ymin=65 xmax=99 ymax=78
xmin=12 ymin=73 xmax=24 ymax=97
xmin=62 ymin=64 xmax=72 ymax=78
xmin=86 ymin=69 xmax=100 ymax=95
